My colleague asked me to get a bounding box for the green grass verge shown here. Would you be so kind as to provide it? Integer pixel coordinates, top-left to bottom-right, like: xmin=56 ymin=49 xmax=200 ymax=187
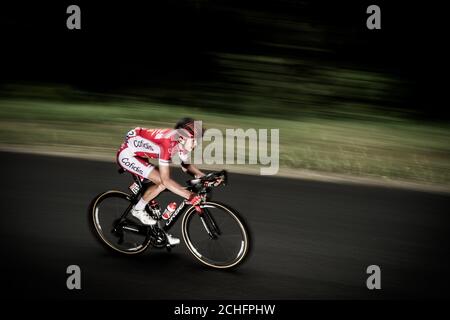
xmin=1 ymin=98 xmax=449 ymax=185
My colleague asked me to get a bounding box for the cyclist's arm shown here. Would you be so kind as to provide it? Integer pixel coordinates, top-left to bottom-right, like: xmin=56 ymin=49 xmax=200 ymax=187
xmin=181 ymin=162 xmax=205 ymax=178
xmin=159 ymin=164 xmax=192 ymax=199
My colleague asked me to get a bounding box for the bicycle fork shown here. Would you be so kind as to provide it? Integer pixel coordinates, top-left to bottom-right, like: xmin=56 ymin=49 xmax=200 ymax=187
xmin=199 ymin=209 xmax=221 ymax=239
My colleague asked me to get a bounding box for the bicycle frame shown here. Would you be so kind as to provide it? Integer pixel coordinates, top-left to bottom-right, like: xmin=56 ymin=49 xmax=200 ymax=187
xmin=119 ymin=169 xmax=199 ymax=233
xmin=116 ymin=168 xmax=225 ymax=242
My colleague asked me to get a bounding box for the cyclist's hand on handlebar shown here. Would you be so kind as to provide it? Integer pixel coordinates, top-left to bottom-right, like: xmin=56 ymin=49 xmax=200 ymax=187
xmin=186 ymin=170 xmax=227 ymax=188
xmin=188 ymin=193 xmax=203 ymax=212
xmin=203 ymin=170 xmax=226 ymax=187
xmin=211 ymin=176 xmax=224 ymax=187
xmin=188 ymin=193 xmax=202 ymax=206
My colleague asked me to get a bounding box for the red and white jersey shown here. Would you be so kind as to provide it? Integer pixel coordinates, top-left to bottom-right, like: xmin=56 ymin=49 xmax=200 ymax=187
xmin=119 ymin=127 xmax=188 ymax=166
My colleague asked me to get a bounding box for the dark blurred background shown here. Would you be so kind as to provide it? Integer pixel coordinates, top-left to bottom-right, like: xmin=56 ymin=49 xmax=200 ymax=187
xmin=1 ymin=0 xmax=447 ymax=118
xmin=0 ymin=0 xmax=449 ymax=184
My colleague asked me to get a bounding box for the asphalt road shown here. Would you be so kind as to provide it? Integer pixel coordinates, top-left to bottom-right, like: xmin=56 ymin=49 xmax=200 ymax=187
xmin=1 ymin=151 xmax=449 ymax=299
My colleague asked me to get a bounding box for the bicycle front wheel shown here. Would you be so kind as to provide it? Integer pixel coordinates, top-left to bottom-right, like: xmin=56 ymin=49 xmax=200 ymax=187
xmin=181 ymin=201 xmax=251 ymax=269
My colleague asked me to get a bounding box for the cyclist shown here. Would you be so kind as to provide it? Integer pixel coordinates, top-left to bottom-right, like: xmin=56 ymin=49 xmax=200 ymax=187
xmin=116 ymin=118 xmax=215 ymax=246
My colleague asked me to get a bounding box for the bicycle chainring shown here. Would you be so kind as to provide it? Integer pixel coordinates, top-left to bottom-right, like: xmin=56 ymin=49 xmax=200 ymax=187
xmin=148 ymin=226 xmax=167 ymax=248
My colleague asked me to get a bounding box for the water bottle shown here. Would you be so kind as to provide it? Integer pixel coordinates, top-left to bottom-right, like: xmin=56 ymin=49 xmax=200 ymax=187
xmin=162 ymin=202 xmax=177 ymax=220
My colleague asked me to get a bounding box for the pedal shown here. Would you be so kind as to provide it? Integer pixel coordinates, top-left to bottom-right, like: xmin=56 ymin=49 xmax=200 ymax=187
xmin=127 ymin=214 xmax=141 ymax=225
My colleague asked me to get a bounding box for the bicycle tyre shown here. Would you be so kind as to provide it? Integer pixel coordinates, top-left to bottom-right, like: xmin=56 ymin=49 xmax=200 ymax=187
xmin=88 ymin=190 xmax=152 ymax=255
xmin=181 ymin=201 xmax=251 ymax=269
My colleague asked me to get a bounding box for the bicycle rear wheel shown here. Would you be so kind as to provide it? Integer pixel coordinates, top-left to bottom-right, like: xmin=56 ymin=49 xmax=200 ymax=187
xmin=89 ymin=190 xmax=151 ymax=255
xmin=181 ymin=201 xmax=251 ymax=269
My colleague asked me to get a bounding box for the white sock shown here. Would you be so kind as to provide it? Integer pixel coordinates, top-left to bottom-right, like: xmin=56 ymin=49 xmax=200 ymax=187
xmin=134 ymin=198 xmax=149 ymax=211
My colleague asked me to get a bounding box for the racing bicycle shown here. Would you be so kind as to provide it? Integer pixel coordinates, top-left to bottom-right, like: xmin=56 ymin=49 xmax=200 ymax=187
xmin=88 ymin=169 xmax=251 ymax=269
